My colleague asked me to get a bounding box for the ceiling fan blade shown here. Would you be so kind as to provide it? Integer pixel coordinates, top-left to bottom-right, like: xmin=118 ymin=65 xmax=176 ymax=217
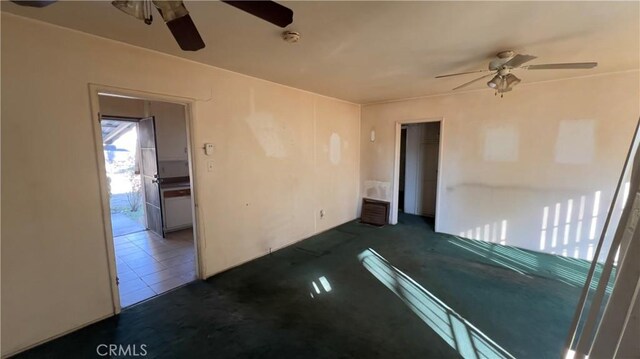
xmin=221 ymin=1 xmax=293 ymax=28
xmin=526 ymin=62 xmax=598 ymax=70
xmin=153 ymin=1 xmax=205 ymax=51
xmin=503 ymin=54 xmax=537 ymax=68
xmin=165 ymin=14 xmax=205 ymax=51
xmin=453 ymin=73 xmax=495 ymax=90
xmin=435 ymin=69 xmax=492 ymax=78
xmin=10 ymin=0 xmax=56 ymax=7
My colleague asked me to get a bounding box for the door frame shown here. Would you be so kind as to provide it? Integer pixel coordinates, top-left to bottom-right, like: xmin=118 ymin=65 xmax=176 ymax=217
xmin=88 ymin=83 xmax=204 ymax=314
xmin=391 ymin=117 xmax=445 ymax=230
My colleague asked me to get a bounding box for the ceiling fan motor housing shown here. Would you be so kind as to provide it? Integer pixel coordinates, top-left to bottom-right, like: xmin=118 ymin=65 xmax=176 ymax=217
xmin=489 ymin=51 xmax=516 ymax=70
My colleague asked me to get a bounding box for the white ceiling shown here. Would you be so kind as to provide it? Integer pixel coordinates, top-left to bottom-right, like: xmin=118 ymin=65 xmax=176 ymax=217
xmin=3 ymin=1 xmax=639 ymax=103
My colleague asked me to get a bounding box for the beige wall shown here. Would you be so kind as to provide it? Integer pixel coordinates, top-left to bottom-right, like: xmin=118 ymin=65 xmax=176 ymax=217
xmin=1 ymin=13 xmax=360 ymax=356
xmin=361 ymin=71 xmax=640 ymax=260
xmin=99 ymin=96 xmax=146 ymax=118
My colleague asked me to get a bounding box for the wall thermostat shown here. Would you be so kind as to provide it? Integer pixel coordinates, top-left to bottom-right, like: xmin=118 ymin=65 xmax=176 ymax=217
xmin=205 ymin=143 xmax=214 ymax=156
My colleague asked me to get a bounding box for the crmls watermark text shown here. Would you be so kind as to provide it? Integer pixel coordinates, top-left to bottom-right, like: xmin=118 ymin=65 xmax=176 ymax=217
xmin=96 ymin=344 xmax=147 ymax=357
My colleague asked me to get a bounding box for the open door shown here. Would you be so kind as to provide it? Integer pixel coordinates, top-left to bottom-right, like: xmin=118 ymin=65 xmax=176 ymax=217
xmin=139 ymin=116 xmax=164 ymax=237
xmin=419 ymin=122 xmax=440 ymax=217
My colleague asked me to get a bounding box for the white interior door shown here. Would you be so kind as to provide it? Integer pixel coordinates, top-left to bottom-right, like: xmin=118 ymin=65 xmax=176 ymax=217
xmin=404 ymin=125 xmax=421 ymax=214
xmin=419 ymin=142 xmax=439 ymax=216
xmin=139 ymin=116 xmax=164 ymax=237
xmin=418 ymin=123 xmax=440 ymax=216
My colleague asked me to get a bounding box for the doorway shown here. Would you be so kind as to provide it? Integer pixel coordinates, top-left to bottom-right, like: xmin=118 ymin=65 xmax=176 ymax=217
xmin=391 ymin=118 xmax=444 ymax=227
xmin=101 ymin=118 xmax=146 ymax=237
xmin=96 ymin=93 xmax=199 ymax=309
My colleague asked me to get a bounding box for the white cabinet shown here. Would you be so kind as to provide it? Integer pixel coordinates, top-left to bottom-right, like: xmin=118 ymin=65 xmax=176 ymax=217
xmin=159 ymin=160 xmax=189 ymax=178
xmin=162 ymin=188 xmax=193 ymax=231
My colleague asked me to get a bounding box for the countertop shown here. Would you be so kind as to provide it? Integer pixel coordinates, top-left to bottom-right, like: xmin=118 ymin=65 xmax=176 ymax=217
xmin=160 ymin=182 xmax=191 ymax=190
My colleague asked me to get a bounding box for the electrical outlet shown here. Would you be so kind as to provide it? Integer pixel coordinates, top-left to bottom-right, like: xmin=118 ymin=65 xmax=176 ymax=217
xmin=320 ymin=209 xmax=325 ymax=219
xmin=207 ymin=160 xmax=214 ymax=172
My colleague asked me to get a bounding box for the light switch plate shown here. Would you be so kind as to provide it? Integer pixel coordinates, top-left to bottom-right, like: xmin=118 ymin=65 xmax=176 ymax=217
xmin=207 ymin=160 xmax=214 ymax=172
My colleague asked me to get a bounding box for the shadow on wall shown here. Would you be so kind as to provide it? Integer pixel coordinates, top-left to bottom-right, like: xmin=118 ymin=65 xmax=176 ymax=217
xmin=358 ymin=248 xmax=516 ymax=359
xmin=455 ymin=181 xmax=630 ymax=264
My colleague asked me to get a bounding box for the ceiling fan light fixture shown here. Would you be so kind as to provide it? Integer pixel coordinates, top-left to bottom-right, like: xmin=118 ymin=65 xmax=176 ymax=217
xmin=487 ymin=75 xmax=501 ymax=89
xmin=112 ymin=0 xmax=146 ymax=20
xmin=505 ymin=74 xmax=521 ymax=88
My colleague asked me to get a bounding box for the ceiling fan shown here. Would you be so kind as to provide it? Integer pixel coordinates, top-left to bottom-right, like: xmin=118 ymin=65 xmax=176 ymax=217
xmin=10 ymin=0 xmax=294 ymax=52
xmin=436 ymin=51 xmax=597 ymax=97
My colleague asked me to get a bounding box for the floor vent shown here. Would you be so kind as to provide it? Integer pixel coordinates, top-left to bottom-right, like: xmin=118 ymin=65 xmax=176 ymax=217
xmin=361 ymin=198 xmax=390 ymax=226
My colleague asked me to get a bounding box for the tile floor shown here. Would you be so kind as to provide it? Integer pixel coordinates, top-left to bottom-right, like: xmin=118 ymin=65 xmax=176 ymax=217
xmin=114 ymin=229 xmax=196 ymax=307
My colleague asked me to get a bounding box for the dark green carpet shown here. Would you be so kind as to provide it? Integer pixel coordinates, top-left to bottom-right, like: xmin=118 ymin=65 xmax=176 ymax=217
xmin=15 ymin=214 xmax=597 ymax=359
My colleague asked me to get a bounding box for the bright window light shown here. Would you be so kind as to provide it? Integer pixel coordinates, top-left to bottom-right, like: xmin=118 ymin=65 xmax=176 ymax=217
xmin=312 ymin=281 xmax=320 ymax=294
xmin=318 ymin=276 xmax=332 ymax=292
xmin=358 ymin=248 xmax=515 ymax=359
